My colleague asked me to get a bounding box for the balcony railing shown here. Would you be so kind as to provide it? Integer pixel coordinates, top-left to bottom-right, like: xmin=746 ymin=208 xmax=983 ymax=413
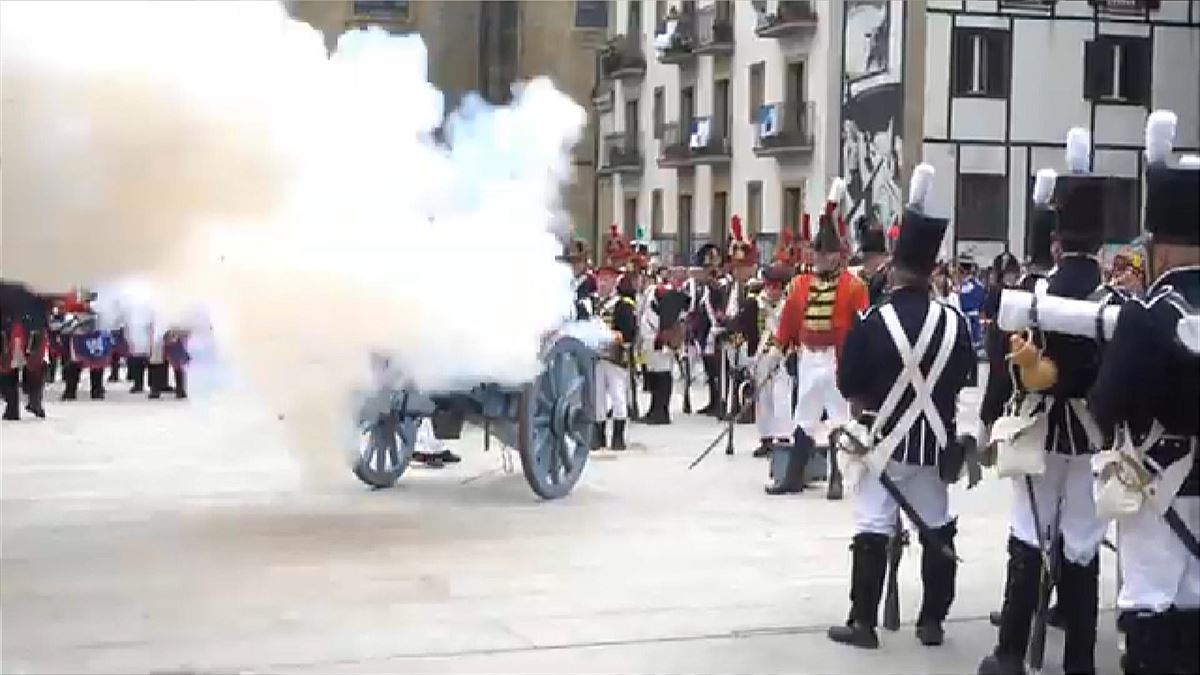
xmin=753 ymin=101 xmax=815 ymax=157
xmin=755 ymin=1 xmax=818 ymax=39
xmin=654 ymin=9 xmax=697 ymax=66
xmin=592 ymin=81 xmax=614 ymax=113
xmin=658 ymin=116 xmax=731 ymax=168
xmin=695 ymin=4 xmax=734 ymax=55
xmin=600 ymin=131 xmax=643 ymax=175
xmin=600 ymin=35 xmax=647 ymax=80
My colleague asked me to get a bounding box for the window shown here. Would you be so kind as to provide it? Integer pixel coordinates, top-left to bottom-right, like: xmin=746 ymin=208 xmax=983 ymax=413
xmin=1088 ymin=0 xmax=1162 ymax=16
xmin=714 ymin=79 xmax=730 ymax=141
xmin=1000 ymin=0 xmax=1055 ymax=8
xmin=1100 ymin=178 xmax=1139 ymax=243
xmin=1085 ymin=36 xmax=1151 ymax=105
xmin=575 ymin=1 xmax=609 ymax=28
xmin=786 ymin=61 xmax=806 ymax=105
xmin=715 ymin=0 xmax=732 ymax=21
xmin=655 ymin=0 xmax=666 ymax=27
xmin=952 ymin=28 xmax=1010 ymax=98
xmin=747 ymin=181 xmax=763 ymax=237
xmin=625 ymin=98 xmax=639 ymax=137
xmin=353 ymin=1 xmax=410 ymax=20
xmin=678 ymin=194 xmax=694 ymax=249
xmin=957 ymin=173 xmax=1008 ymax=240
xmin=627 ymin=0 xmax=642 ymax=36
xmin=652 ymin=189 xmax=664 ymax=236
xmin=783 ymin=186 xmax=803 ymax=235
xmin=624 ymin=196 xmax=639 ymax=237
xmin=712 ymin=191 xmax=729 ymax=243
xmin=749 ymin=62 xmax=765 ymax=122
xmin=681 ymin=86 xmax=695 ymax=131
xmin=653 ymin=87 xmax=665 ymax=138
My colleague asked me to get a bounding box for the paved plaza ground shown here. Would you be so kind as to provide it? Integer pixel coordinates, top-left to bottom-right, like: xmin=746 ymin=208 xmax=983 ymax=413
xmin=1 ymin=374 xmax=1122 ymax=674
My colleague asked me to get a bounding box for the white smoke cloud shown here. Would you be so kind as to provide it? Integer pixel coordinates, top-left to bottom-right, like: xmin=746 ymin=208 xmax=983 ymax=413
xmin=1 ymin=1 xmax=584 ymax=479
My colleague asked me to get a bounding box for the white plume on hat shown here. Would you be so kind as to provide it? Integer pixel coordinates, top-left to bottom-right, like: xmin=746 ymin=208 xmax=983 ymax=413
xmin=1144 ymin=109 xmax=1178 ymax=165
xmin=1065 ymin=127 xmax=1091 ymax=174
xmin=1032 ymin=168 xmax=1057 ymax=206
xmin=907 ymin=163 xmax=935 ymax=211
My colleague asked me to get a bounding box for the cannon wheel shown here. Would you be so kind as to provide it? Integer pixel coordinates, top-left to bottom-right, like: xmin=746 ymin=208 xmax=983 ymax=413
xmin=352 ymin=413 xmax=418 ymax=489
xmin=519 ymin=336 xmax=595 ymax=499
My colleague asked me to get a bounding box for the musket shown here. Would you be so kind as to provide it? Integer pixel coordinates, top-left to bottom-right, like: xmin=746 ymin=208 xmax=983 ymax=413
xmin=882 ymin=513 xmax=909 ymax=631
xmin=1026 ymin=477 xmax=1062 ymax=673
xmin=626 ymin=345 xmax=640 ymax=420
xmin=689 ymin=360 xmax=781 ymax=470
xmin=678 ymin=351 xmax=693 ymax=414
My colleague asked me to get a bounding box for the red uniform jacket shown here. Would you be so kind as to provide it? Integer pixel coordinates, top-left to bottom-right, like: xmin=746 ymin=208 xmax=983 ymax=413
xmin=775 ymin=269 xmax=868 ymax=359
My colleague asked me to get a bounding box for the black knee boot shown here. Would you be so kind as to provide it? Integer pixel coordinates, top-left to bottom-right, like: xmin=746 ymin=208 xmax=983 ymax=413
xmin=700 ymin=355 xmax=721 ymax=416
xmin=766 ymin=427 xmax=812 ymax=495
xmin=611 ymin=419 xmax=627 ymax=450
xmin=979 ymin=536 xmax=1043 ymax=674
xmin=591 ymin=422 xmax=606 ymax=449
xmin=828 ymin=532 xmax=889 ymax=649
xmin=108 ymin=358 xmax=121 ymax=382
xmin=62 ymin=363 xmax=80 ymax=400
xmin=148 ymin=363 xmax=169 ymax=399
xmin=1122 ymin=611 xmax=1175 ymax=675
xmin=644 ymin=373 xmax=670 ymax=425
xmin=22 ymin=366 xmax=45 ymax=418
xmin=1058 ymin=553 xmax=1099 ymax=675
xmin=916 ymin=519 xmax=958 ymax=646
xmin=172 ymin=366 xmax=187 ymax=399
xmin=1 ymin=371 xmax=19 ymax=420
xmin=88 ymin=367 xmax=105 ymax=399
xmin=128 ymin=356 xmax=147 ymax=393
xmin=1170 ymin=609 xmax=1200 ymax=675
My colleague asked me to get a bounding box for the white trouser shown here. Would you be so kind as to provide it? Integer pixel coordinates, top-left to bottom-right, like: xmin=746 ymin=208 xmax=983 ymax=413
xmin=595 ymin=360 xmax=629 ymax=421
xmin=416 ymin=418 xmax=446 ymax=454
xmin=793 ymin=345 xmax=849 ymax=441
xmin=755 ymin=368 xmax=794 ymax=440
xmin=1117 ymin=495 xmax=1200 ymax=612
xmin=1009 ymin=452 xmax=1107 ymax=566
xmin=854 ymin=461 xmax=953 ymax=537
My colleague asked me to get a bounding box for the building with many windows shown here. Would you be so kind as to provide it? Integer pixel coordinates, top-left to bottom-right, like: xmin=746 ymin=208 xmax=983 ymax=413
xmin=922 ymin=0 xmax=1200 ymax=263
xmin=286 ymin=0 xmax=608 ymax=240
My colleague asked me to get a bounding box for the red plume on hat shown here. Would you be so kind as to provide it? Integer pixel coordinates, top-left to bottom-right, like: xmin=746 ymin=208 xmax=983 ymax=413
xmin=800 ymin=213 xmax=811 ymax=242
xmin=602 ymin=222 xmax=631 ymax=271
xmin=774 ymin=226 xmax=795 ymax=265
xmin=728 ymin=215 xmax=758 ymax=267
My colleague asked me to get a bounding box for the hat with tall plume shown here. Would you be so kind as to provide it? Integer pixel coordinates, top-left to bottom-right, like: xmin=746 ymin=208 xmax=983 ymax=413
xmin=815 ymin=177 xmax=847 ymax=254
xmin=1051 ymin=127 xmax=1104 ymax=253
xmin=1027 ymin=168 xmax=1058 ymax=269
xmin=600 ymin=223 xmax=631 ymax=273
xmin=728 ymin=215 xmax=758 ymax=267
xmin=1143 ymin=109 xmax=1200 ymax=246
xmin=893 ymin=163 xmax=948 ymax=275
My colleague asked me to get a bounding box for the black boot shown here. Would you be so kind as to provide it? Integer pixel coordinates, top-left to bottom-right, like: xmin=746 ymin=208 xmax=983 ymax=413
xmin=643 ymin=373 xmax=671 ymax=425
xmin=699 ymin=355 xmax=721 ymax=416
xmin=1 ymin=372 xmax=19 ymax=420
xmin=827 ymin=439 xmax=844 ymax=500
xmin=62 ymin=363 xmax=80 ymax=400
xmin=916 ymin=519 xmax=958 ymax=646
xmin=108 ymin=359 xmax=121 ymax=383
xmin=828 ymin=532 xmax=889 ymax=649
xmin=88 ymin=368 xmax=105 ymax=400
xmin=173 ymin=366 xmax=187 ymax=399
xmin=766 ymin=428 xmax=811 ymax=495
xmin=979 ymin=536 xmax=1042 ymax=675
xmin=128 ymin=356 xmax=146 ymax=393
xmin=611 ymin=420 xmax=627 ymax=451
xmin=22 ymin=366 xmax=46 ymax=418
xmin=1058 ymin=553 xmax=1099 ymax=675
xmin=148 ymin=363 xmax=168 ymax=399
xmin=1122 ymin=610 xmax=1174 ymax=675
xmin=1170 ymin=609 xmax=1200 ymax=675
xmin=753 ymin=440 xmax=772 ymax=458
xmin=592 ymin=422 xmax=606 ymax=449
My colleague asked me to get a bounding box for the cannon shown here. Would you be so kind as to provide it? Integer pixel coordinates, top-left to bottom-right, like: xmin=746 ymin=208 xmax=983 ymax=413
xmin=351 ymin=334 xmax=597 ymax=499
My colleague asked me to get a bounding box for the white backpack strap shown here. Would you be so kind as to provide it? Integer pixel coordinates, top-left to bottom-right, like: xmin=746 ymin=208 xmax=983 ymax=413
xmin=1067 ymin=398 xmax=1104 ymax=450
xmin=872 ymin=303 xmax=939 ymax=435
xmin=873 ymin=303 xmax=951 ymax=456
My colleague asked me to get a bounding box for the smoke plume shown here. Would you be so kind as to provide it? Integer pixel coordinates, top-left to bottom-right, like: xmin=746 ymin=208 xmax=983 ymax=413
xmin=1 ymin=1 xmax=584 ymax=479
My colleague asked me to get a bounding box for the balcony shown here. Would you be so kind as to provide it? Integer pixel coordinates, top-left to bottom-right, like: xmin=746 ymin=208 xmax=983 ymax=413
xmin=592 ymin=81 xmax=613 ymax=113
xmin=658 ymin=117 xmax=731 ymax=169
xmin=600 ymin=36 xmax=646 ymax=81
xmin=599 ymin=132 xmax=643 ymax=176
xmin=753 ymin=101 xmax=815 ymax=158
xmin=754 ymin=1 xmax=818 ymax=39
xmin=654 ymin=10 xmax=697 ymax=66
xmin=694 ymin=4 xmax=734 ymax=56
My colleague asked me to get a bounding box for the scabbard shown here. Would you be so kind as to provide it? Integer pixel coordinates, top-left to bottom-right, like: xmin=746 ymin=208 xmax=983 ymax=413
xmin=877 ymin=470 xmax=959 ymax=562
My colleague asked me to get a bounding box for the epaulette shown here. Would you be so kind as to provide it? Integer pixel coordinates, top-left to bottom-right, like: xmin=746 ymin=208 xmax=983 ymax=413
xmin=619 ymin=296 xmax=637 ymax=308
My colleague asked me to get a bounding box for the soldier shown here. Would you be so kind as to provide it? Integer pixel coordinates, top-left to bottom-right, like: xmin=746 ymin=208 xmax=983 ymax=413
xmin=1088 ymin=111 xmax=1199 ymax=675
xmin=564 ymin=238 xmax=596 ymax=320
xmin=825 ymin=164 xmax=975 ymax=649
xmin=59 ymin=289 xmax=110 ymax=401
xmin=1 ymin=281 xmax=48 ymax=420
xmin=958 ymin=254 xmax=986 ymax=352
xmin=857 ymin=216 xmax=891 ymax=307
xmin=592 ymin=226 xmax=638 ymax=451
xmin=978 ymin=131 xmax=1114 ymax=675
xmin=689 ymin=242 xmax=730 ymax=417
xmin=722 ymin=215 xmax=759 ymax=429
xmin=148 ymin=327 xmax=189 ymax=399
xmin=772 ymin=178 xmax=869 ymax=496
xmin=751 ymin=252 xmax=794 ymax=458
xmin=640 ymin=273 xmax=688 ymax=425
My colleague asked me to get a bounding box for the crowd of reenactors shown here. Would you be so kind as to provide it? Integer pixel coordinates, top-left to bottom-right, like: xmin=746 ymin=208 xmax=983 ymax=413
xmin=1 ymin=287 xmax=190 ymax=421
xmin=563 ymin=109 xmax=1198 ymax=675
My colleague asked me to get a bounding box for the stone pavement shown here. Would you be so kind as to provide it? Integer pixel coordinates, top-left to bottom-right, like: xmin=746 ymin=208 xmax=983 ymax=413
xmin=1 ymin=374 xmax=1122 ymax=674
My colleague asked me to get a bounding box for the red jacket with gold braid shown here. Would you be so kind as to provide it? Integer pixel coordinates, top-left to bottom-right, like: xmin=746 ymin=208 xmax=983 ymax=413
xmin=774 ymin=268 xmax=868 ymax=360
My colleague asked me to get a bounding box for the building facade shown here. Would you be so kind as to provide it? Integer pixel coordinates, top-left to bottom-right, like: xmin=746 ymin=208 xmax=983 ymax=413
xmin=922 ymin=0 xmax=1200 ymax=264
xmin=594 ymin=0 xmax=844 ymax=264
xmin=286 ymin=0 xmax=606 ymax=241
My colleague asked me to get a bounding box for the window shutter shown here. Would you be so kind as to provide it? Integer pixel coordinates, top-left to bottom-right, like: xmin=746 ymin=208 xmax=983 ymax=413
xmin=1083 ymin=39 xmax=1109 ymax=100
xmin=952 ymin=30 xmax=974 ymax=95
xmin=987 ymin=31 xmax=1011 ymax=97
xmin=1120 ymin=39 xmax=1152 ymax=106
